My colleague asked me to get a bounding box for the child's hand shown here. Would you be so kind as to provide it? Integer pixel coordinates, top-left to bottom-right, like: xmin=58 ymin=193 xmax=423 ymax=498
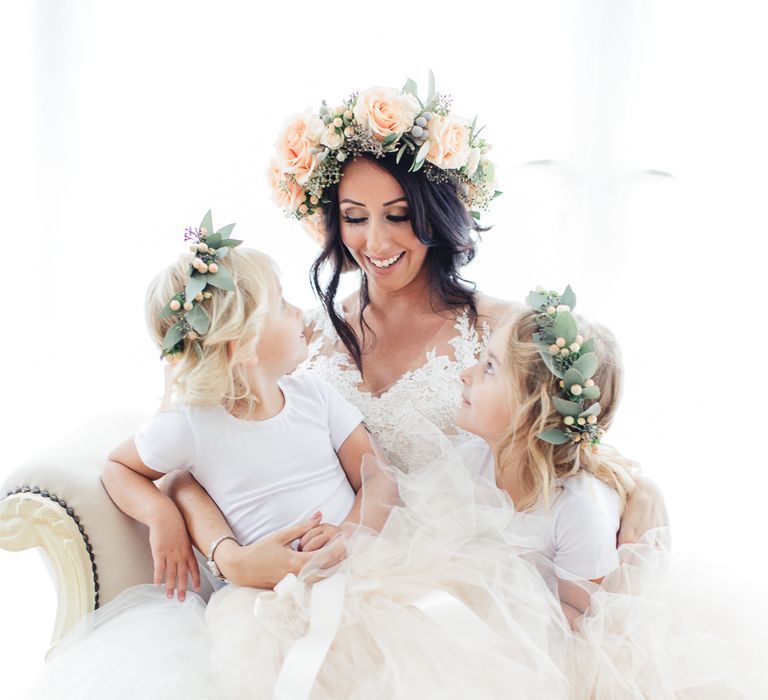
xmin=298 ymin=522 xmax=343 ymax=552
xmin=148 ymin=505 xmax=201 ymax=602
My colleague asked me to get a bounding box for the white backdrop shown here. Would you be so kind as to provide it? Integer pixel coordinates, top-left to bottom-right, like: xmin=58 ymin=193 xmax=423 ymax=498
xmin=2 ymin=1 xmax=767 ymax=695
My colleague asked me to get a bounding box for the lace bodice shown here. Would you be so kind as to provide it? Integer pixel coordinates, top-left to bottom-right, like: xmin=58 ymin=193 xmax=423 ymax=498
xmin=296 ymin=306 xmax=489 ymax=469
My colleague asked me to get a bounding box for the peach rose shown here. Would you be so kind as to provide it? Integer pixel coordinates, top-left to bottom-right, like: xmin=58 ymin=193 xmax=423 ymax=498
xmin=425 ymin=114 xmax=471 ymax=170
xmin=266 ymin=159 xmax=306 ymax=215
xmin=275 ymin=110 xmax=324 ymax=186
xmin=353 ymin=86 xmax=420 ymax=141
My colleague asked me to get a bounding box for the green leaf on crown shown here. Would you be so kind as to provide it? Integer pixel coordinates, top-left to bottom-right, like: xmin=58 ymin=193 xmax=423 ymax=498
xmin=572 ymin=352 xmax=598 ymax=379
xmin=204 ymin=232 xmax=223 ymax=248
xmin=193 ymin=341 xmax=204 ymax=361
xmin=396 ymin=142 xmax=409 ymax=164
xmin=579 ymin=385 xmax=600 ymax=400
xmin=579 ymin=338 xmax=594 ymax=355
xmin=185 ymin=273 xmax=207 ymax=301
xmin=186 ymin=303 xmax=210 ymax=334
xmin=538 ymin=349 xmax=564 ymax=378
xmin=579 ymin=402 xmax=601 ymax=418
xmin=216 ymin=223 xmax=236 ymax=238
xmin=206 ymin=265 xmax=236 ymax=291
xmin=200 ymin=210 xmax=214 ymax=235
xmin=215 ymin=247 xmax=230 ymax=259
xmin=560 ymin=285 xmax=576 ymax=310
xmin=427 ymin=69 xmax=436 ymax=104
xmin=493 ymin=190 xmax=503 ymax=199
xmin=216 ymin=238 xmax=243 ymax=248
xmin=526 ymin=291 xmax=548 ymax=310
xmin=383 ymin=132 xmax=399 ymax=146
xmin=162 ymin=322 xmax=185 ymax=353
xmin=553 ymin=311 xmax=578 ymax=345
xmin=563 ymin=367 xmax=586 ymax=390
xmin=402 ymin=77 xmax=418 ymax=98
xmin=553 ymin=397 xmax=582 ymax=417
xmin=537 ymin=428 xmax=571 ymax=445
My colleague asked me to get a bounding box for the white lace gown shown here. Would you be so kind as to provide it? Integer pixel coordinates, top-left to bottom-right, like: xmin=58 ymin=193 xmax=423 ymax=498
xmin=26 ymin=307 xmax=768 ymax=699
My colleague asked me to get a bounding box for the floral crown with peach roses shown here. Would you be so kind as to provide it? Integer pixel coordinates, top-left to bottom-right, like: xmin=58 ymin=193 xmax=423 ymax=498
xmin=266 ymin=72 xmax=501 ymax=243
xmin=527 ymin=285 xmax=604 ymax=454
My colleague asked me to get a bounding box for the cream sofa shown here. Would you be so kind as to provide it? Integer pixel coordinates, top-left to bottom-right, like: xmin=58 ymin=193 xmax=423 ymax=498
xmin=0 ymin=410 xmax=216 ymax=658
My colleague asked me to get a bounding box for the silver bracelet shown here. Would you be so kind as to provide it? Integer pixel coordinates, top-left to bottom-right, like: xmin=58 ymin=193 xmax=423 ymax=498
xmin=206 ymin=534 xmax=239 ymax=581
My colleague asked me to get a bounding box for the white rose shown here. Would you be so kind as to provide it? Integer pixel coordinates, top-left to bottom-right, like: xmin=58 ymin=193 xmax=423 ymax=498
xmin=425 ymin=114 xmax=471 ymax=170
xmin=320 ymin=125 xmax=344 ymax=150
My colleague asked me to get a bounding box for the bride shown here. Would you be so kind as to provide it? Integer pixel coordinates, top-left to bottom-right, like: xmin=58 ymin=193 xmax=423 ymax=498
xmin=170 ymin=78 xmax=665 ymax=589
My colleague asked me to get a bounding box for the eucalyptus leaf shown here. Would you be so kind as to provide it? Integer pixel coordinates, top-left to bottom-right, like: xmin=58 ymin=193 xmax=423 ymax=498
xmin=427 ymin=69 xmax=435 ymax=103
xmin=200 ymin=210 xmax=214 ymax=235
xmin=216 ymin=238 xmax=242 ymax=248
xmin=563 ymin=367 xmax=586 ymax=389
xmin=383 ymin=132 xmax=398 ymax=146
xmin=204 ymin=232 xmax=223 ymax=248
xmin=553 ymin=311 xmax=577 ymax=344
xmin=526 ymin=291 xmax=548 ymax=309
xmin=580 ymin=385 xmax=600 ymax=400
xmin=186 ymin=303 xmax=210 ymax=334
xmin=206 ymin=265 xmax=235 ymax=291
xmin=492 ymin=190 xmax=503 ymax=199
xmin=553 ymin=397 xmax=582 ymax=417
xmin=162 ymin=322 xmax=185 ymax=352
xmin=416 ymin=139 xmax=430 ymax=163
xmin=402 ymin=78 xmax=418 ymax=97
xmin=396 ymin=142 xmax=408 ymax=164
xmin=216 ymin=223 xmax=236 ymax=238
xmin=537 ymin=428 xmax=571 ymax=445
xmin=572 ymin=352 xmax=598 ymax=379
xmin=159 ymin=305 xmax=177 ymax=318
xmin=215 ymin=247 xmax=229 ymax=259
xmin=471 ymin=211 xmax=481 ymax=220
xmin=411 ymin=157 xmax=425 ymax=173
xmin=560 ymin=285 xmax=576 ymax=310
xmin=185 ymin=274 xmax=207 ymax=301
xmin=579 ymin=338 xmax=594 ymax=355
xmin=193 ymin=341 xmax=204 ymax=361
xmin=579 ymin=402 xmax=602 ymax=418
xmin=538 ymin=349 xmax=558 ymax=376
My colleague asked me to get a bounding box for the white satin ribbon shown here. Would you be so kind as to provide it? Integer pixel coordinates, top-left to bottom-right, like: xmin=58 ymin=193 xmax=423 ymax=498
xmin=269 ymin=573 xmax=505 ymax=700
xmin=271 ymin=573 xmax=347 ymax=700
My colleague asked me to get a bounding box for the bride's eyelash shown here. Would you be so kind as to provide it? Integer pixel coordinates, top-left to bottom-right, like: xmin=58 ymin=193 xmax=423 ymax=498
xmin=341 ymin=214 xmax=410 ymax=225
xmin=484 ymin=361 xmax=495 ymax=375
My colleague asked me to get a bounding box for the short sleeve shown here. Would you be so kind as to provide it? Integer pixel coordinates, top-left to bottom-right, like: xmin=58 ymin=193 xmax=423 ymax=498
xmin=134 ymin=407 xmax=194 ymax=474
xmin=553 ymin=477 xmax=620 ymax=581
xmin=315 ymin=378 xmax=364 ymax=451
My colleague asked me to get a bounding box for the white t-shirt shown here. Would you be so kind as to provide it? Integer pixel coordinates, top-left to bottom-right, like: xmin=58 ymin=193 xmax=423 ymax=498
xmin=468 ymin=438 xmax=620 ymax=581
xmin=134 ymin=374 xmax=362 ymax=546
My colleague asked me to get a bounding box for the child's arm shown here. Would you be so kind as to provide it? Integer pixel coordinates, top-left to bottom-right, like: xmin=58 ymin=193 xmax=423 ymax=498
xmin=299 ymin=424 xmax=396 ymax=552
xmin=102 ymin=437 xmax=201 ymax=601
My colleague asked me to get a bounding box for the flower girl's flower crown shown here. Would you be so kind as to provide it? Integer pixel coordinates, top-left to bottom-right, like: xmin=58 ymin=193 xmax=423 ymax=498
xmin=267 ymin=72 xmax=501 ymax=237
xmin=159 ymin=210 xmax=242 ymax=360
xmin=527 ymin=286 xmax=604 ymax=453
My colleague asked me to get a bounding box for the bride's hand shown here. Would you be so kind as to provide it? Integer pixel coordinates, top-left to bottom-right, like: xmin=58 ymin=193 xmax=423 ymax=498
xmin=618 ymin=474 xmax=670 ymax=546
xmin=215 ymin=513 xmax=322 ymax=589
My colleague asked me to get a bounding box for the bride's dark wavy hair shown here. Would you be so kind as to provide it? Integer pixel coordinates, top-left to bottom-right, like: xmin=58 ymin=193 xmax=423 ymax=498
xmin=310 ymin=152 xmax=488 ymax=373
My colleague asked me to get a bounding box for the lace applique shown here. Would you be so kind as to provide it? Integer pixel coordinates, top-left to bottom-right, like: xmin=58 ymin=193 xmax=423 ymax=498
xmin=298 ymin=306 xmax=491 ymax=470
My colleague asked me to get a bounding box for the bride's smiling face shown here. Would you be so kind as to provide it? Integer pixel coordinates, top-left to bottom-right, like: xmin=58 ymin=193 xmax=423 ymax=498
xmin=338 ymin=158 xmax=429 ymax=291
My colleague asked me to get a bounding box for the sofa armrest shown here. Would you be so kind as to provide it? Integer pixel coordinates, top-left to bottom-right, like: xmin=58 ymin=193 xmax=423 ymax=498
xmin=0 ymin=410 xmax=168 ymax=655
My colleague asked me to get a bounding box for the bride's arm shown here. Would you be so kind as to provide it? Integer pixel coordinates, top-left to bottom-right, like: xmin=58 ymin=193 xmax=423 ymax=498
xmin=160 ymin=472 xmax=319 ymax=589
xmin=617 ymin=474 xmax=669 ymax=545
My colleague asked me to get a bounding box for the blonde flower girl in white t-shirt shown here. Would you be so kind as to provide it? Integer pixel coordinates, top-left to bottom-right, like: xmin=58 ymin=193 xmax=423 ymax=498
xmin=457 ymin=286 xmax=768 ymax=698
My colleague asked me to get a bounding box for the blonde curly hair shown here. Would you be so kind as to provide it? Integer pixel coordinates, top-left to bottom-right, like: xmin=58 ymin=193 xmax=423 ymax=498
xmin=145 ymin=247 xmax=277 ymax=415
xmin=495 ymin=311 xmax=636 ymax=513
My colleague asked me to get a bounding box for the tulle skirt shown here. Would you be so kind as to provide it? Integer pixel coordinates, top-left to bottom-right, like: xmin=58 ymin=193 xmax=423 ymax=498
xmin=24 ymin=434 xmax=768 ymax=699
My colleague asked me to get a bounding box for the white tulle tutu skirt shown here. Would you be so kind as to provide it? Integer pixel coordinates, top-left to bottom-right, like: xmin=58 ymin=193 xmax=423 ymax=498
xmin=25 ymin=438 xmax=768 ymax=699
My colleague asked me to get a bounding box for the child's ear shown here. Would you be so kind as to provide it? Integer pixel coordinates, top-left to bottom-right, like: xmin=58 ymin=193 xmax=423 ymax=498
xmin=227 ymin=340 xmax=237 ymax=359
